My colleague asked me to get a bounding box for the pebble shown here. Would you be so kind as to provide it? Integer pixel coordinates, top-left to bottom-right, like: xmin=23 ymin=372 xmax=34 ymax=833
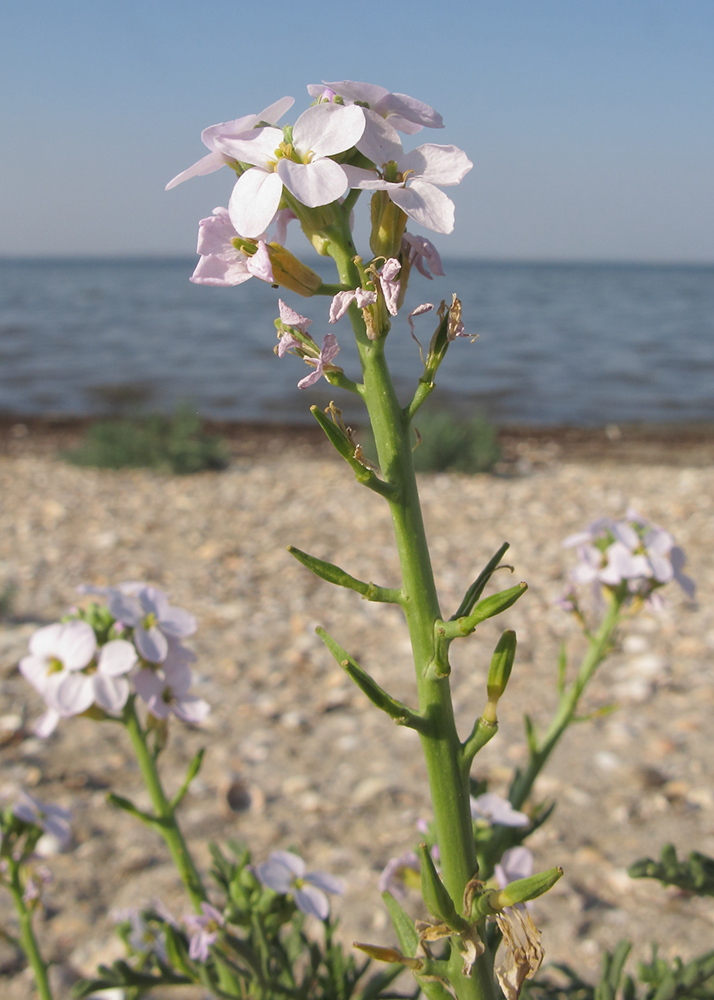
xmin=0 ymin=448 xmax=712 ymax=994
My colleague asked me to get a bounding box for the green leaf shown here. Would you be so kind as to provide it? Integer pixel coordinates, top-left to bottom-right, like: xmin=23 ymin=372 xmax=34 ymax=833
xmin=382 ymin=891 xmax=419 ymax=957
xmin=316 ymin=627 xmax=426 ymax=731
xmin=452 ymin=542 xmax=511 ymax=619
xmin=170 ymin=747 xmax=206 ymax=810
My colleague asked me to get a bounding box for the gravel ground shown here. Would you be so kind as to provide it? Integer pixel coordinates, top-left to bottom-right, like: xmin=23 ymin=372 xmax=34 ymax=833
xmin=1 ymin=433 xmax=713 ymax=998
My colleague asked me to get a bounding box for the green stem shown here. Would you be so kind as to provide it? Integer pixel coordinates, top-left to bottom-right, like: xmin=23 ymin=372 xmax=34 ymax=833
xmin=509 ymin=595 xmax=622 ymax=811
xmin=123 ymin=700 xmax=207 ymax=910
xmin=327 ymin=217 xmax=496 ymax=1000
xmin=7 ymin=864 xmax=53 ymax=1000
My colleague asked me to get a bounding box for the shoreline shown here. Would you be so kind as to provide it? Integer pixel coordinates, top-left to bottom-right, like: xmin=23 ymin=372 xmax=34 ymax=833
xmin=1 ymin=415 xmax=712 ymax=466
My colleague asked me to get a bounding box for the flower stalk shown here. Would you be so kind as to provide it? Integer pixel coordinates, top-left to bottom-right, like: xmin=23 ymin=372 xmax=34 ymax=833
xmin=6 ymin=862 xmax=53 ymax=1000
xmin=122 ymin=698 xmax=207 ymax=911
xmin=326 ymin=208 xmax=497 ymax=1000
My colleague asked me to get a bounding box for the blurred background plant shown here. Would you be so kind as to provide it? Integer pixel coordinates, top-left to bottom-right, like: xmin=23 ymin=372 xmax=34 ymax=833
xmin=411 ymin=411 xmax=502 ymax=474
xmin=62 ymin=406 xmax=230 ymax=474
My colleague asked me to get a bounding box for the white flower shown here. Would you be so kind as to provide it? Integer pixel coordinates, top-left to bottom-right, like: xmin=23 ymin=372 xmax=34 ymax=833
xmin=190 ymin=207 xmax=274 ymax=287
xmin=165 ymin=96 xmax=295 ymax=190
xmin=215 ymin=103 xmax=366 ymax=237
xmin=256 ymin=850 xmax=343 ymax=920
xmin=107 ymin=584 xmax=196 ymax=663
xmin=471 ymin=793 xmax=529 ymax=828
xmin=13 ymin=791 xmax=71 ymax=849
xmin=19 ymin=620 xmax=136 ymax=735
xmin=307 ymin=80 xmax=443 ymax=135
xmin=343 ymin=115 xmax=472 ymax=234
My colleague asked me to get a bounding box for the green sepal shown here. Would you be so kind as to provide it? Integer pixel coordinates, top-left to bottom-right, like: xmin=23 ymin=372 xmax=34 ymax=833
xmin=442 ymin=581 xmax=528 ymax=640
xmin=170 ymin=748 xmax=205 ymax=810
xmin=287 ymin=545 xmax=401 ymax=604
xmin=316 ymin=627 xmax=427 ymax=732
xmin=487 ymin=629 xmax=517 ymax=702
xmin=451 ymin=542 xmax=511 ymax=620
xmin=310 ymin=405 xmax=394 ymax=497
xmin=382 ymin=891 xmax=419 ymax=957
xmin=419 ymin=843 xmax=467 ymax=932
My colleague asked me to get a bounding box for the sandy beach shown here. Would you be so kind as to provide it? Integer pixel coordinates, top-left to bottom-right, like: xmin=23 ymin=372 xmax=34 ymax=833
xmin=1 ymin=423 xmax=713 ymax=998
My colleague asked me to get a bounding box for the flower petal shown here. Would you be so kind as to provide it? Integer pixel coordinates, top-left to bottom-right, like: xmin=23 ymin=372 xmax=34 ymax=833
xmin=98 ymin=640 xmax=137 ymax=677
xmin=279 ymin=299 xmax=312 ymax=330
xmin=294 ymin=884 xmax=329 ymax=919
xmin=94 ymin=674 xmax=130 ymax=712
xmin=389 ymin=180 xmax=456 ymax=234
xmin=215 ymin=126 xmax=283 ymax=167
xmin=292 ymin=103 xmax=365 ymax=158
xmin=229 ymin=169 xmax=284 ymax=238
xmin=172 ymin=695 xmax=211 ymax=724
xmin=57 ymin=621 xmax=97 ymax=671
xmin=191 ymin=254 xmax=253 ymax=287
xmin=134 ymin=624 xmax=168 ymax=664
xmin=165 ymin=150 xmax=227 ymax=191
xmin=53 ymin=672 xmax=95 ymax=715
xmin=277 ymin=158 xmax=348 ymax=208
xmin=305 ymin=870 xmax=344 ymax=895
xmin=356 ymin=111 xmax=403 ymax=166
xmin=400 ymin=144 xmax=473 ymax=186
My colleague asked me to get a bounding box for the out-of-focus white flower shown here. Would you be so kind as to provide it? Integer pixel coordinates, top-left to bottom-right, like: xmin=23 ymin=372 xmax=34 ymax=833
xmin=563 ymin=509 xmax=695 ymax=609
xmin=256 ymin=850 xmax=343 ymax=920
xmin=471 ymin=793 xmax=529 ymax=828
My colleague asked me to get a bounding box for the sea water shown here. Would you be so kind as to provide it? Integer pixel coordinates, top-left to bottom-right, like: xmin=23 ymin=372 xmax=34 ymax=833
xmin=1 ymin=257 xmax=712 ymax=426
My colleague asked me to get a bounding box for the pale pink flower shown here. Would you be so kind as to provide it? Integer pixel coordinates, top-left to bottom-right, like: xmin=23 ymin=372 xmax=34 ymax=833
xmin=401 ymin=233 xmax=445 ymax=279
xmin=378 ymin=851 xmax=420 ymax=900
xmin=307 ymin=80 xmax=443 ymax=135
xmin=494 ymin=847 xmax=535 ymax=890
xmin=22 ymin=865 xmax=52 ymax=905
xmin=133 ymin=660 xmax=209 ymax=724
xmin=378 ymin=258 xmax=401 ymax=315
xmin=407 ymin=302 xmax=435 ymax=338
xmin=297 ymin=334 xmax=340 ymax=389
xmin=107 ymin=585 xmax=196 ymax=664
xmin=278 ymin=299 xmax=312 ymax=331
xmin=20 ymin=620 xmax=136 ymax=734
xmin=329 ymin=287 xmax=377 ymax=324
xmin=190 ymin=207 xmax=274 ymax=287
xmin=256 ymin=850 xmax=343 ymax=920
xmin=563 ymin=510 xmax=695 ymax=608
xmin=165 ymin=97 xmax=295 ymax=190
xmin=13 ymin=792 xmax=71 ymax=848
xmin=471 ymin=793 xmax=529 ymax=828
xmin=343 ymin=117 xmax=472 ymax=234
xmin=184 ymin=902 xmax=224 ymax=961
xmin=216 ymin=103 xmax=366 ymax=237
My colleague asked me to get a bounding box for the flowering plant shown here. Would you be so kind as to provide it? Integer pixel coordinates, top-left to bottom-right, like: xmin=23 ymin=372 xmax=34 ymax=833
xmin=4 ymin=78 xmax=705 ymax=1000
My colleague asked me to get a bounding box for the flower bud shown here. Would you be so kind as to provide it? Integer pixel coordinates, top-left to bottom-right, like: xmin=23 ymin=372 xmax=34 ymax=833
xmin=354 ymin=942 xmax=423 ymax=970
xmin=483 ymin=630 xmax=517 ymax=722
xmin=370 ymin=191 xmax=408 ymax=260
xmin=266 ymin=243 xmax=322 ymax=297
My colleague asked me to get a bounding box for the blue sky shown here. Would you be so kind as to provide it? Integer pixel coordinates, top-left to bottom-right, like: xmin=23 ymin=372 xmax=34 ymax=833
xmin=3 ymin=0 xmax=713 ymax=261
